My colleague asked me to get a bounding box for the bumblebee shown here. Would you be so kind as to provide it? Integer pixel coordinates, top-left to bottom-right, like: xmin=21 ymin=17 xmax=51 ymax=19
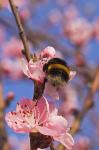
xmin=43 ymin=58 xmax=70 ymax=87
xmin=33 ymin=58 xmax=72 ymax=100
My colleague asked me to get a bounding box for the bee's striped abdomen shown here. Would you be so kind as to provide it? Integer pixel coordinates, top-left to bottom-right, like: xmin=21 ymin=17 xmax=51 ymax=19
xmin=43 ymin=58 xmax=70 ymax=82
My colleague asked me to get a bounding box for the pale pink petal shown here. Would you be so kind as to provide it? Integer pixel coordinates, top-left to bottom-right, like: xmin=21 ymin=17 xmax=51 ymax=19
xmin=35 ymin=96 xmax=49 ymax=124
xmin=5 ymin=99 xmax=36 ymax=133
xmin=21 ymin=59 xmax=45 ymax=83
xmin=5 ymin=111 xmax=34 ymax=133
xmin=64 ymin=18 xmax=92 ymax=45
xmin=1 ymin=59 xmax=23 ymax=80
xmin=40 ymin=46 xmax=56 ymax=58
xmin=2 ymin=37 xmax=23 ymax=58
xmin=16 ymin=98 xmax=35 ymax=112
xmin=5 ymin=97 xmax=50 ymax=133
xmin=5 ymin=96 xmax=74 ymax=149
xmin=37 ymin=126 xmax=58 ymax=136
xmin=54 ymin=133 xmax=74 ymax=149
xmin=37 ymin=115 xmax=68 ymax=136
xmin=21 ymin=58 xmax=30 ymax=77
xmin=48 ymin=115 xmax=68 ymax=134
xmin=28 ymin=61 xmax=45 ymax=83
xmin=21 ymin=46 xmax=56 ymax=83
xmin=28 ymin=60 xmax=45 ymax=82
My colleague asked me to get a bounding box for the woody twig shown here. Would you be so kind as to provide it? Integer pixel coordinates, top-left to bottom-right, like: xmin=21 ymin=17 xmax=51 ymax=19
xmin=8 ymin=0 xmax=38 ymax=149
xmin=8 ymin=0 xmax=30 ymax=62
xmin=0 ymin=83 xmax=10 ymax=150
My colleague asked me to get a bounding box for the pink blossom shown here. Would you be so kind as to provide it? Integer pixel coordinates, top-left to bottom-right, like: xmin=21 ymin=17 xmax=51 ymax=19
xmin=40 ymin=46 xmax=56 ymax=59
xmin=1 ymin=59 xmax=23 ymax=80
xmin=22 ymin=58 xmax=46 ymax=83
xmin=22 ymin=46 xmax=56 ymax=83
xmin=64 ymin=18 xmax=92 ymax=46
xmin=2 ymin=37 xmax=23 ymax=58
xmin=5 ymin=96 xmax=74 ymax=149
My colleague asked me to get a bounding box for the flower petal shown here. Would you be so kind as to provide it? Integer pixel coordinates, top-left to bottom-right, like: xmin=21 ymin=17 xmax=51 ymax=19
xmin=54 ymin=133 xmax=74 ymax=149
xmin=36 ymin=96 xmax=49 ymax=124
xmin=40 ymin=46 xmax=56 ymax=58
xmin=21 ymin=58 xmax=30 ymax=78
xmin=5 ymin=99 xmax=37 ymax=133
xmin=37 ymin=126 xmax=58 ymax=136
xmin=21 ymin=58 xmax=45 ymax=83
xmin=37 ymin=115 xmax=68 ymax=137
xmin=5 ymin=111 xmax=34 ymax=133
xmin=48 ymin=115 xmax=68 ymax=134
xmin=16 ymin=98 xmax=35 ymax=112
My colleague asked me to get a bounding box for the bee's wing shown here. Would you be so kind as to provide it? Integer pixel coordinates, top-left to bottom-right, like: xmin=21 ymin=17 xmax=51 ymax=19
xmin=44 ymin=81 xmax=59 ymax=100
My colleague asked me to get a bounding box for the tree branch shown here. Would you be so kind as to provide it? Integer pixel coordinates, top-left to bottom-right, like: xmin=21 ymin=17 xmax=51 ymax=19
xmin=0 ymin=84 xmax=10 ymax=150
xmin=8 ymin=0 xmax=30 ymax=61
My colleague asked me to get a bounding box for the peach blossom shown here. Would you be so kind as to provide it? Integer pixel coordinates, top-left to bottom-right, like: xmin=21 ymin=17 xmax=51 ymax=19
xmin=5 ymin=96 xmax=74 ymax=149
xmin=2 ymin=37 xmax=23 ymax=58
xmin=22 ymin=46 xmax=56 ymax=83
xmin=22 ymin=58 xmax=46 ymax=83
xmin=1 ymin=59 xmax=23 ymax=80
xmin=40 ymin=46 xmax=56 ymax=59
xmin=64 ymin=18 xmax=92 ymax=46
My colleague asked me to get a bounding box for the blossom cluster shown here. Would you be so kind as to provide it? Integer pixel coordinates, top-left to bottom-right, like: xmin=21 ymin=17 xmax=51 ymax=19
xmin=63 ymin=11 xmax=99 ymax=46
xmin=5 ymin=47 xmax=76 ymax=149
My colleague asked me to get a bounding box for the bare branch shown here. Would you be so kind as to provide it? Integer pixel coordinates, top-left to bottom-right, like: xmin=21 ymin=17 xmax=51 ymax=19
xmin=8 ymin=0 xmax=30 ymax=61
xmin=0 ymin=84 xmax=10 ymax=150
